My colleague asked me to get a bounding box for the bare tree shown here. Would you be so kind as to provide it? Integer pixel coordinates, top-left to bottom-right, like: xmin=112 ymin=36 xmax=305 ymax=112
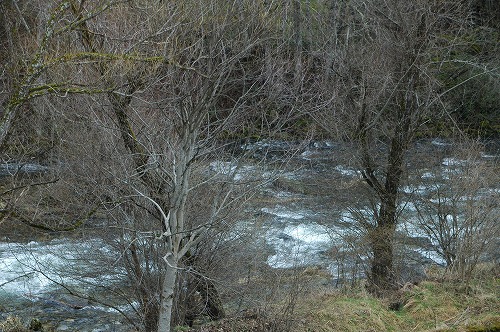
xmin=0 ymin=0 xmax=127 ymax=230
xmin=314 ymin=0 xmax=473 ymax=295
xmin=411 ymin=140 xmax=499 ymax=282
xmin=47 ymin=1 xmax=281 ymax=331
xmin=0 ymin=1 xmax=280 ymax=330
xmin=0 ymin=0 xmax=121 ymax=148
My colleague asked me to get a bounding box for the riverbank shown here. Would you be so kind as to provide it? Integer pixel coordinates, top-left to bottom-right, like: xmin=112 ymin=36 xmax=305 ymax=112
xmin=186 ymin=265 xmax=499 ymax=332
xmin=4 ymin=264 xmax=496 ymax=332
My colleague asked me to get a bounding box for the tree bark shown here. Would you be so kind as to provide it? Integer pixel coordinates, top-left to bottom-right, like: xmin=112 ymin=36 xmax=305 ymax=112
xmin=369 ymin=221 xmax=397 ymax=295
xmin=292 ymin=0 xmax=303 ymax=92
xmin=157 ymin=255 xmax=178 ymax=332
xmin=365 ymin=125 xmax=408 ymax=294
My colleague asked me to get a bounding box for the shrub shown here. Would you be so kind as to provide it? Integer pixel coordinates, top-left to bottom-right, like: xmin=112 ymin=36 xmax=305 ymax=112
xmin=0 ymin=316 xmax=28 ymax=332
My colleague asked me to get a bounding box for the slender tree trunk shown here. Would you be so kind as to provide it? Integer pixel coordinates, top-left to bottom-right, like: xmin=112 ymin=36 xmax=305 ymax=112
xmin=292 ymin=0 xmax=302 ymax=91
xmin=157 ymin=254 xmax=178 ymax=332
xmin=0 ymin=107 xmax=15 ymax=149
xmin=128 ymin=243 xmax=159 ymax=332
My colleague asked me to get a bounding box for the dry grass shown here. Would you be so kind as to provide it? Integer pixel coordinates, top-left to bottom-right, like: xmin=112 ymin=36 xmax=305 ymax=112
xmin=190 ymin=266 xmax=499 ymax=332
xmin=296 ymin=270 xmax=499 ymax=332
xmin=3 ymin=266 xmax=498 ymax=332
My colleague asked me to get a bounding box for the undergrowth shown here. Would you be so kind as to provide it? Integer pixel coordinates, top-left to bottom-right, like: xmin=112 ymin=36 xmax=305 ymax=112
xmin=187 ymin=265 xmax=499 ymax=332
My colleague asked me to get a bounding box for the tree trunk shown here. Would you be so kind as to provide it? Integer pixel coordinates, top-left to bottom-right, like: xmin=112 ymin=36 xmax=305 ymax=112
xmin=367 ymin=132 xmax=407 ymax=295
xmin=292 ymin=0 xmax=303 ymax=91
xmin=369 ymin=222 xmax=397 ymax=295
xmin=0 ymin=107 xmax=15 ymax=149
xmin=157 ymin=255 xmax=178 ymax=332
xmin=196 ymin=277 xmax=225 ymax=321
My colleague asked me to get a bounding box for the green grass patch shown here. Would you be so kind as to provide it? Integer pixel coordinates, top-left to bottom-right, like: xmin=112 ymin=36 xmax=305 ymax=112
xmin=297 ymin=275 xmax=499 ymax=332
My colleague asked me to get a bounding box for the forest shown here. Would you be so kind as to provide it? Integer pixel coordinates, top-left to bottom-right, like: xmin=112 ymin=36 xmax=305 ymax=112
xmin=0 ymin=0 xmax=499 ymax=331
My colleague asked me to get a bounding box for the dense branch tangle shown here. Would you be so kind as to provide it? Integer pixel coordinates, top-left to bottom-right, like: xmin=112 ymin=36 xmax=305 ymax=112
xmin=324 ymin=0 xmax=471 ymax=295
xmin=60 ymin=1 xmax=272 ymax=331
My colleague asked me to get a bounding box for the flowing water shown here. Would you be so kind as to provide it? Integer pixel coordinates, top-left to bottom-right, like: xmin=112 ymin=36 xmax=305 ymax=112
xmin=0 ymin=239 xmax=129 ymax=331
xmin=1 ymin=139 xmax=498 ymax=330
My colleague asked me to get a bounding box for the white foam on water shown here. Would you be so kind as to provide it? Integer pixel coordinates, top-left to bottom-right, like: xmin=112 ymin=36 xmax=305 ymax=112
xmin=240 ymin=140 xmax=292 ymax=151
xmin=442 ymin=158 xmax=468 ymax=167
xmin=266 ymin=222 xmax=331 ymax=268
xmin=338 ymin=209 xmax=376 ymax=226
xmin=89 ymin=300 xmax=139 ymax=314
xmin=334 ymin=165 xmax=359 ymax=177
xmin=210 ymin=161 xmax=237 ymax=174
xmin=480 ymin=188 xmax=500 ymax=195
xmin=421 ymin=172 xmax=435 ymax=179
xmin=0 ymin=242 xmax=70 ymax=295
xmin=429 ymin=197 xmax=453 ymax=204
xmin=209 ymin=161 xmax=268 ymax=182
xmin=281 ymin=223 xmax=330 ymax=244
xmin=413 ymin=248 xmax=447 ymax=266
xmin=480 ymin=152 xmax=498 ymax=159
xmin=431 ymin=139 xmax=451 ymax=147
xmin=300 ymin=149 xmax=315 ymax=160
xmin=0 ymin=240 xmax=120 ymax=297
xmin=274 ymin=191 xmax=295 ymax=198
xmin=402 ymin=185 xmax=430 ymax=195
xmin=339 ymin=211 xmax=356 ymax=224
xmin=209 ymin=161 xmax=246 ymax=181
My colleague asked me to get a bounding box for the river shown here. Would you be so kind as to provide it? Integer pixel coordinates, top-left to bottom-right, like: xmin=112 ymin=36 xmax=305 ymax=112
xmin=1 ymin=138 xmax=498 ymax=330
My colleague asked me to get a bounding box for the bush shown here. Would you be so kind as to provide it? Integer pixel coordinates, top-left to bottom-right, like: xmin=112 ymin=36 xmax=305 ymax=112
xmin=0 ymin=316 xmax=28 ymax=332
